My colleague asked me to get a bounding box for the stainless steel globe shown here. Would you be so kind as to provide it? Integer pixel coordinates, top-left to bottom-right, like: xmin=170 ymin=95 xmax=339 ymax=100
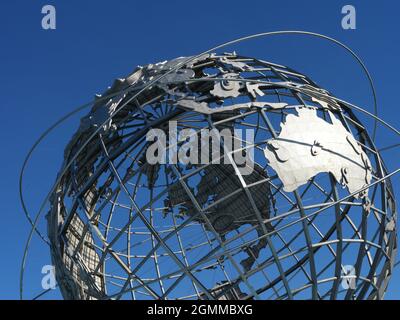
xmin=47 ymin=53 xmax=397 ymax=300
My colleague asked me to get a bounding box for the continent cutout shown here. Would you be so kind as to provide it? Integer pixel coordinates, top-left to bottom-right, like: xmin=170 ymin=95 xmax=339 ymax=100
xmin=264 ymin=107 xmax=372 ymax=198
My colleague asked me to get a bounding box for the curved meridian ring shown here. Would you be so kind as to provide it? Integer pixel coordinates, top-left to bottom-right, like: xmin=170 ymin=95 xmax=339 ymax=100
xmin=47 ymin=53 xmax=397 ymax=300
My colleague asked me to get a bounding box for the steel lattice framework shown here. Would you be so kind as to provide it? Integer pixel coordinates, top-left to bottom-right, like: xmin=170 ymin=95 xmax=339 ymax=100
xmin=47 ymin=53 xmax=397 ymax=300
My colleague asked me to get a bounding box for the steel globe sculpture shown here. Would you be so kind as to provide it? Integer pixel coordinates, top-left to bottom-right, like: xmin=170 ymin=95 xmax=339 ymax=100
xmin=47 ymin=53 xmax=397 ymax=300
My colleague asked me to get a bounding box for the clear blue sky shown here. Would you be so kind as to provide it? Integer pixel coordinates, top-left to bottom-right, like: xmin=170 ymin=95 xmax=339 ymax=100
xmin=0 ymin=0 xmax=399 ymax=299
